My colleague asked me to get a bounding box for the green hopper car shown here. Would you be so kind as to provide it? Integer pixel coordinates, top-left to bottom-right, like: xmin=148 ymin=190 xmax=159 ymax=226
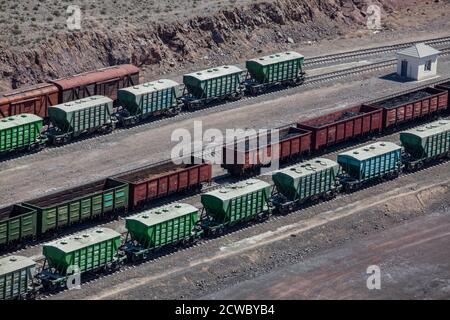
xmin=337 ymin=141 xmax=402 ymax=191
xmin=46 ymin=95 xmax=114 ymax=144
xmin=400 ymin=119 xmax=450 ymax=171
xmin=0 ymin=255 xmax=36 ymax=300
xmin=272 ymin=158 xmax=340 ymax=213
xmin=0 ymin=205 xmax=37 ymax=248
xmin=245 ymin=51 xmax=305 ymax=95
xmin=182 ymin=65 xmax=244 ymax=109
xmin=23 ymin=178 xmax=129 ymax=235
xmin=0 ymin=113 xmax=46 ymax=156
xmin=124 ymin=203 xmax=200 ymax=261
xmin=116 ymin=79 xmax=181 ymax=126
xmin=40 ymin=228 xmax=122 ymax=289
xmin=201 ymin=179 xmax=272 ymax=234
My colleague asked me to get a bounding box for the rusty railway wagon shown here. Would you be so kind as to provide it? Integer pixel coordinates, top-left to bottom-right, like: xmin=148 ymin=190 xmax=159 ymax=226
xmin=222 ymin=124 xmax=312 ymax=176
xmin=0 ymin=83 xmax=59 ymax=119
xmin=115 ymin=160 xmax=212 ymax=209
xmin=368 ymin=87 xmax=448 ymax=129
xmin=297 ymin=104 xmax=383 ymax=151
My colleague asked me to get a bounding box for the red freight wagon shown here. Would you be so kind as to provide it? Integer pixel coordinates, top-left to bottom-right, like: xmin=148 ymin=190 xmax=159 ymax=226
xmin=368 ymin=87 xmax=448 ymax=129
xmin=115 ymin=160 xmax=212 ymax=209
xmin=49 ymin=64 xmax=140 ymax=103
xmin=222 ymin=125 xmax=312 ymax=176
xmin=0 ymin=83 xmax=59 ymax=119
xmin=297 ymin=105 xmax=382 ymax=151
xmin=436 ymin=81 xmax=450 ymax=107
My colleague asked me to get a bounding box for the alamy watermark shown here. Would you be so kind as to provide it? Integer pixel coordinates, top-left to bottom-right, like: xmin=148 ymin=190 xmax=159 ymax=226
xmin=367 ymin=5 xmax=382 ymax=31
xmin=366 ymin=265 xmax=381 ymax=290
xmin=171 ymin=121 xmax=281 ymax=174
xmin=66 ymin=5 xmax=82 ymax=31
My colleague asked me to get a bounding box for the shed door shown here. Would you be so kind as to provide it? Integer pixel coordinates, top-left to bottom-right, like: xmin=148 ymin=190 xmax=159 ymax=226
xmin=401 ymin=60 xmax=408 ymax=77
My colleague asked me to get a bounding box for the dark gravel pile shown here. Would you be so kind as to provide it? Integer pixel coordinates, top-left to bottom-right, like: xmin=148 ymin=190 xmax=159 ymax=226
xmin=376 ymin=90 xmax=433 ymax=109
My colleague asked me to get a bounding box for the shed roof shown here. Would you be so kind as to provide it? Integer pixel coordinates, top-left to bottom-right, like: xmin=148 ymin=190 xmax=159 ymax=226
xmin=50 ymin=64 xmax=139 ymax=90
xmin=274 ymin=158 xmax=338 ymax=179
xmin=0 ymin=255 xmax=35 ymax=276
xmin=119 ymin=79 xmax=179 ymax=96
xmin=397 ymin=43 xmax=441 ymax=59
xmin=0 ymin=113 xmax=43 ymax=130
xmin=247 ymin=51 xmax=304 ymax=66
xmin=126 ymin=203 xmax=198 ymax=226
xmin=338 ymin=141 xmax=401 ymax=162
xmin=44 ymin=228 xmax=120 ymax=253
xmin=50 ymin=95 xmax=112 ymax=113
xmin=401 ymin=120 xmax=450 ymax=139
xmin=202 ymin=179 xmax=270 ymax=202
xmin=184 ymin=65 xmax=243 ymax=81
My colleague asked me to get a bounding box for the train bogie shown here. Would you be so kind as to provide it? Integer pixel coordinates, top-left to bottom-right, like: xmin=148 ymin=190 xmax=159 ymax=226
xmin=272 ymin=158 xmax=340 ymax=213
xmin=0 ymin=205 xmax=37 ymax=248
xmin=201 ymin=179 xmax=272 ymax=233
xmin=245 ymin=51 xmax=305 ymax=94
xmin=297 ymin=104 xmax=383 ymax=151
xmin=23 ymin=178 xmax=129 ymax=235
xmin=0 ymin=255 xmax=36 ymax=300
xmin=116 ymin=79 xmax=181 ymax=126
xmin=0 ymin=113 xmax=46 ymax=156
xmin=337 ymin=141 xmax=402 ymax=191
xmin=45 ymin=95 xmax=114 ymax=144
xmin=401 ymin=119 xmax=450 ymax=171
xmin=182 ymin=65 xmax=244 ymax=109
xmin=40 ymin=228 xmax=122 ymax=288
xmin=124 ymin=203 xmax=200 ymax=261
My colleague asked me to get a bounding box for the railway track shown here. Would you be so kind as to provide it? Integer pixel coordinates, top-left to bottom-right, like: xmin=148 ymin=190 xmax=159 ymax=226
xmin=303 ymin=35 xmax=450 ymax=68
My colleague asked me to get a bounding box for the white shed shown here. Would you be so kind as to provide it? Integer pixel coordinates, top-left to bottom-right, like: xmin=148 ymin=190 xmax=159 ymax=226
xmin=396 ymin=43 xmax=440 ymax=81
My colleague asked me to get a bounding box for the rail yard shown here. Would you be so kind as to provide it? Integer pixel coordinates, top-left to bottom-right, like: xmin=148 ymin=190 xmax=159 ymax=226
xmin=1 ymin=0 xmax=450 ymax=307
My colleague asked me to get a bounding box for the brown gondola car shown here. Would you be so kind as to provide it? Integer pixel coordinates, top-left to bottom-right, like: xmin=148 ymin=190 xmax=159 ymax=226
xmin=115 ymin=160 xmax=212 ymax=209
xmin=49 ymin=64 xmax=140 ymax=103
xmin=221 ymin=124 xmax=312 ymax=176
xmin=0 ymin=83 xmax=59 ymax=119
xmin=435 ymin=81 xmax=450 ymax=107
xmin=368 ymin=87 xmax=448 ymax=129
xmin=297 ymin=104 xmax=383 ymax=151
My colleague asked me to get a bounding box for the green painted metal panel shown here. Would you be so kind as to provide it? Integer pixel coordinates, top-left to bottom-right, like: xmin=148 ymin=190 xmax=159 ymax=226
xmin=201 ymin=179 xmax=271 ymax=225
xmin=338 ymin=142 xmax=402 ymax=181
xmin=126 ymin=203 xmax=199 ymax=249
xmin=400 ymin=120 xmax=450 ymax=160
xmin=23 ymin=179 xmax=129 ymax=234
xmin=0 ymin=114 xmax=43 ymax=153
xmin=48 ymin=95 xmax=113 ymax=135
xmin=183 ymin=65 xmax=244 ymax=100
xmin=246 ymin=51 xmax=304 ymax=85
xmin=43 ymin=228 xmax=121 ymax=275
xmin=118 ymin=79 xmax=179 ymax=117
xmin=272 ymin=158 xmax=339 ymax=201
xmin=0 ymin=255 xmax=35 ymax=300
xmin=0 ymin=205 xmax=37 ymax=246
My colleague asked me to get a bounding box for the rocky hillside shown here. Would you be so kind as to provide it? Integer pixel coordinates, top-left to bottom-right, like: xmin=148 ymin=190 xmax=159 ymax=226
xmin=0 ymin=0 xmax=422 ymax=89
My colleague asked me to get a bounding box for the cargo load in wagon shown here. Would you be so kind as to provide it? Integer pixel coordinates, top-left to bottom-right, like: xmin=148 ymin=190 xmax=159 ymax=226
xmin=115 ymin=159 xmax=211 ymax=209
xmin=221 ymin=124 xmax=312 ymax=176
xmin=297 ymin=104 xmax=383 ymax=151
xmin=23 ymin=178 xmax=128 ymax=235
xmin=436 ymin=81 xmax=450 ymax=107
xmin=368 ymin=87 xmax=448 ymax=128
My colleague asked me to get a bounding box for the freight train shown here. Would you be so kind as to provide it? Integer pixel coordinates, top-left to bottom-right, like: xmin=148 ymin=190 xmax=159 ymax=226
xmin=2 ymin=117 xmax=450 ymax=299
xmin=0 ymin=51 xmax=306 ymax=152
